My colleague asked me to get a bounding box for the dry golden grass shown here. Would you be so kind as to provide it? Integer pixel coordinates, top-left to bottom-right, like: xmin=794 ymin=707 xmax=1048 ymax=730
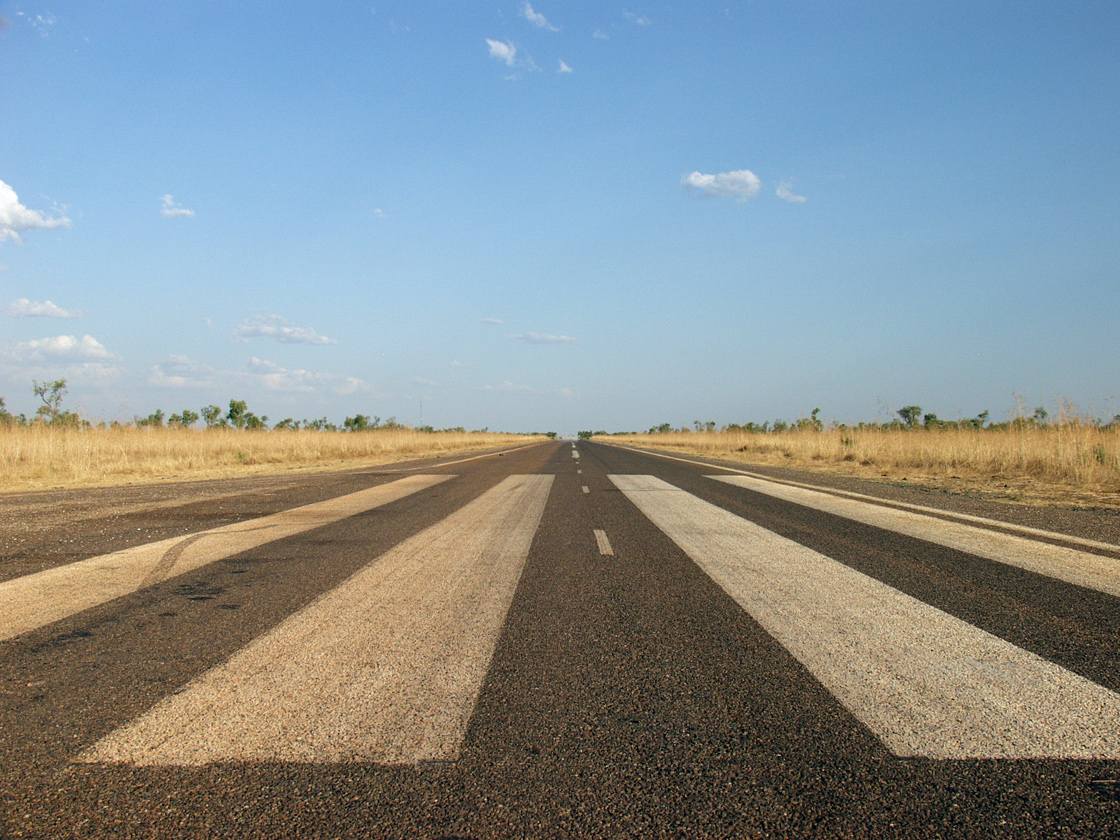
xmin=0 ymin=425 xmax=543 ymax=493
xmin=601 ymin=426 xmax=1120 ymax=509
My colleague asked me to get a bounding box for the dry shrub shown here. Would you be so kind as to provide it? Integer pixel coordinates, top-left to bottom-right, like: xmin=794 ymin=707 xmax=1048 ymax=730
xmin=0 ymin=426 xmax=540 ymax=493
xmin=603 ymin=425 xmax=1120 ymax=508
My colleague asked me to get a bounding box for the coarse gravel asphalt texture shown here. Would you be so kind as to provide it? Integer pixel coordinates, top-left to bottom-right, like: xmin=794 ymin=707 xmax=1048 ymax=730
xmin=1 ymin=440 xmax=1119 ymax=838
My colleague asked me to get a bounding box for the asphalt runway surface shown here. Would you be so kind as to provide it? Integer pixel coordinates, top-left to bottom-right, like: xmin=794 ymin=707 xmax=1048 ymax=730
xmin=2 ymin=439 xmax=1120 ymax=838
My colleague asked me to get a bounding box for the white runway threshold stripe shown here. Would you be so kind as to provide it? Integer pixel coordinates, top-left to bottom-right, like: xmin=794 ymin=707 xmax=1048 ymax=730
xmin=80 ymin=474 xmax=553 ymax=767
xmin=709 ymin=474 xmax=1120 ymax=598
xmin=0 ymin=475 xmax=452 ymax=643
xmin=610 ymin=475 xmax=1120 ymax=760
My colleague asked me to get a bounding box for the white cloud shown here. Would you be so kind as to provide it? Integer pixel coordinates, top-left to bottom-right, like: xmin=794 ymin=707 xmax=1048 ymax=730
xmin=510 ymin=332 xmax=577 ymax=344
xmin=593 ymin=29 xmax=609 ymax=39
xmin=233 ymin=314 xmax=338 ymax=345
xmin=16 ymin=10 xmax=56 ymax=36
xmin=776 ymin=179 xmax=807 ymax=203
xmin=681 ymin=169 xmax=761 ymax=202
xmin=0 ymin=180 xmax=71 ymax=244
xmin=624 ymin=10 xmax=652 ymax=26
xmin=160 ymin=194 xmax=195 ymax=218
xmin=249 ymin=357 xmax=369 ymax=394
xmin=373 ymin=208 xmax=385 ymax=218
xmin=5 ymin=298 xmax=82 ymax=318
xmin=148 ymin=355 xmax=216 ymax=388
xmin=0 ymin=334 xmax=123 ymax=386
xmin=486 ymin=39 xmax=517 ymax=67
xmin=3 ymin=334 xmax=117 ymax=363
xmin=149 ymin=354 xmax=369 ymax=397
xmin=413 ymin=377 xmax=439 ymax=387
xmin=480 ymin=317 xmax=504 ymax=325
xmin=521 ymin=3 xmax=559 ymax=31
xmin=477 ymin=380 xmax=540 ymax=394
xmin=558 ymin=59 xmax=573 ymax=73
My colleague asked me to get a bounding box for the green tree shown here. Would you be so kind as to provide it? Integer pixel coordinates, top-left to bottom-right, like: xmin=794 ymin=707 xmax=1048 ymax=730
xmin=200 ymin=405 xmax=224 ymax=428
xmin=32 ymin=378 xmax=67 ymax=423
xmin=174 ymin=409 xmax=200 ymax=428
xmin=344 ymin=414 xmax=371 ymax=431
xmin=897 ymin=406 xmax=922 ymax=429
xmin=137 ymin=409 xmax=166 ymax=428
xmin=227 ymin=399 xmax=248 ymax=429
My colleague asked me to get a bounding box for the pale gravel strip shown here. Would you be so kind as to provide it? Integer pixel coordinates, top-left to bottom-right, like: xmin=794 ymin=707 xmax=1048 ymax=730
xmin=0 ymin=475 xmax=452 ymax=642
xmin=611 ymin=474 xmax=1120 ymax=759
xmin=594 ymin=530 xmax=614 ymax=556
xmin=710 ymin=474 xmax=1120 ymax=598
xmin=80 ymin=474 xmax=554 ymax=767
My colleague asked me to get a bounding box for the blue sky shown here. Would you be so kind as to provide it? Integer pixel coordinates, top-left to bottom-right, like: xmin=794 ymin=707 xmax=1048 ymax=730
xmin=2 ymin=2 xmax=1118 ymax=433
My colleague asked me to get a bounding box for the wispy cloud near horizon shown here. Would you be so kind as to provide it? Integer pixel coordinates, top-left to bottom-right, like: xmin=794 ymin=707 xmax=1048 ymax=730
xmin=5 ymin=298 xmax=82 ymax=318
xmin=510 ymin=332 xmax=578 ymax=344
xmin=233 ymin=314 xmax=338 ymax=345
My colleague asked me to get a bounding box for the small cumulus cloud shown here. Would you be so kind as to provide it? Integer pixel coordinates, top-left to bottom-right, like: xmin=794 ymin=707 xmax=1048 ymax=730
xmin=0 ymin=180 xmax=71 ymax=243
xmin=558 ymin=59 xmax=572 ymax=73
xmin=681 ymin=169 xmax=761 ymax=202
xmin=510 ymin=332 xmax=577 ymax=344
xmin=3 ymin=334 xmax=117 ymax=363
xmin=233 ymin=314 xmax=338 ymax=345
xmin=486 ymin=38 xmax=517 ymax=67
xmin=249 ymin=357 xmax=368 ymax=394
xmin=593 ymin=29 xmax=609 ymax=39
xmin=776 ymin=179 xmax=807 ymax=203
xmin=521 ymin=3 xmax=559 ymax=31
xmin=480 ymin=317 xmax=504 ymax=325
xmin=624 ymin=10 xmax=652 ymax=26
xmin=160 ymin=194 xmax=195 ymax=218
xmin=149 ymin=355 xmax=216 ymax=389
xmin=5 ymin=298 xmax=82 ymax=318
xmin=1 ymin=334 xmax=123 ymax=383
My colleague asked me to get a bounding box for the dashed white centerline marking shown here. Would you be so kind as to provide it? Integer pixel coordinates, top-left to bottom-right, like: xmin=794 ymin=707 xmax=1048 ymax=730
xmin=594 ymin=529 xmax=614 ymax=556
xmin=572 ymin=450 xmax=580 ymax=459
xmin=582 ymin=486 xmax=590 ymax=494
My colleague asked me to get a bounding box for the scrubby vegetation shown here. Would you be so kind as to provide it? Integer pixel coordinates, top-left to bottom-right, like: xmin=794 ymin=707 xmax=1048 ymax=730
xmin=0 ymin=381 xmax=543 ymax=492
xmin=600 ymin=404 xmax=1120 ymax=508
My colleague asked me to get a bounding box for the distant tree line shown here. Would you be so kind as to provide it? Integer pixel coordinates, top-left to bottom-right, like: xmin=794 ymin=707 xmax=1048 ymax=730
xmin=625 ymin=404 xmax=1120 ymax=436
xmin=0 ymin=381 xmax=506 ymax=433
